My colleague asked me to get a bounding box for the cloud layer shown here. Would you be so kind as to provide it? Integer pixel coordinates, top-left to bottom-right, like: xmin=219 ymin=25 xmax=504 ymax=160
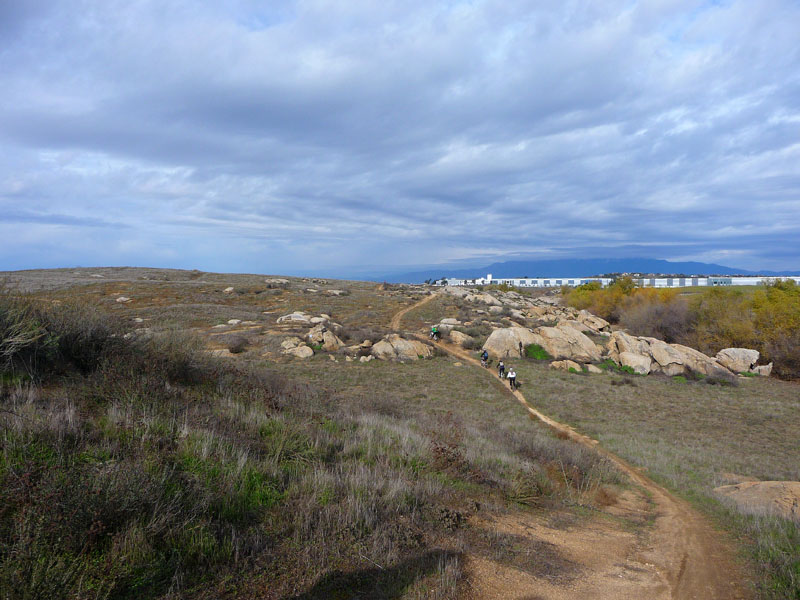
xmin=1 ymin=0 xmax=799 ymax=275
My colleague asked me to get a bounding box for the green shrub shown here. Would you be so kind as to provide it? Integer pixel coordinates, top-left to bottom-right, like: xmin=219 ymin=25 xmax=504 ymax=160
xmin=524 ymin=344 xmax=551 ymax=360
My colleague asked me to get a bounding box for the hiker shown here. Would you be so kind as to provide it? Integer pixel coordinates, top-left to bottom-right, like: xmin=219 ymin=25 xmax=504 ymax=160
xmin=480 ymin=349 xmax=489 ymax=367
xmin=498 ymin=360 xmax=505 ymax=378
xmin=507 ymin=367 xmax=517 ymax=390
xmin=430 ymin=325 xmax=439 ymax=341
xmin=519 ymin=341 xmax=524 ymax=356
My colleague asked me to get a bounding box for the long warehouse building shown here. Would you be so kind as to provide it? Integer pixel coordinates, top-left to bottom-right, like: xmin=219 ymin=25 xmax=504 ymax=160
xmin=440 ymin=274 xmax=800 ymax=288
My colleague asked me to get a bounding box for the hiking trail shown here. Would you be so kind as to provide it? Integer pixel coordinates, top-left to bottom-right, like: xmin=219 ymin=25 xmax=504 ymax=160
xmin=392 ymin=292 xmax=753 ymax=599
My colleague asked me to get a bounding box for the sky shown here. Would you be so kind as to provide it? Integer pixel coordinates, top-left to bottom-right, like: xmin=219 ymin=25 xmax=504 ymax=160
xmin=1 ymin=0 xmax=799 ymax=278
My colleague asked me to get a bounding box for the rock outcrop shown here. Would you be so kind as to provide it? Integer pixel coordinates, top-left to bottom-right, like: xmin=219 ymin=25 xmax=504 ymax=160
xmin=482 ymin=328 xmax=541 ymax=359
xmin=370 ymin=334 xmax=433 ymax=361
xmin=536 ymin=325 xmax=602 ymax=363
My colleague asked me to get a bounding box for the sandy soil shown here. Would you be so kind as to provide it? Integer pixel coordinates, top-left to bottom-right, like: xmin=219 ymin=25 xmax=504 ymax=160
xmin=393 ymin=293 xmax=755 ymax=600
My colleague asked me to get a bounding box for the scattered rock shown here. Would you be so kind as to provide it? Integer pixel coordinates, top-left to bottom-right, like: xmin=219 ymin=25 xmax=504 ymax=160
xmin=133 ymin=317 xmax=144 ymax=323
xmin=327 ymin=289 xmax=347 ymax=296
xmin=359 ymin=355 xmax=374 ymax=363
xmin=440 ymin=318 xmax=461 ymax=325
xmin=223 ymin=287 xmax=234 ymax=294
xmin=227 ymin=319 xmax=242 ymax=325
xmin=714 ymin=481 xmax=800 ymax=522
xmin=586 ymin=364 xmax=604 ymax=374
xmin=116 ymin=296 xmax=131 ymax=303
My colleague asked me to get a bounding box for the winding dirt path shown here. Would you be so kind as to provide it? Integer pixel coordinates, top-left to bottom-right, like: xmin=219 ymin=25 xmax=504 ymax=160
xmin=392 ymin=293 xmax=754 ymax=599
xmin=390 ymin=291 xmax=437 ymax=331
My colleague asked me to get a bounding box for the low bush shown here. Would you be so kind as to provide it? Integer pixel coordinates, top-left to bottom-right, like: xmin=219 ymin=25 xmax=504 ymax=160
xmin=524 ymin=344 xmax=552 ymax=360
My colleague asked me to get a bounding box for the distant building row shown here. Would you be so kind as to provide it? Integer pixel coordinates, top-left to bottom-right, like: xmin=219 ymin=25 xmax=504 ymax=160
xmin=438 ymin=274 xmax=800 ymax=288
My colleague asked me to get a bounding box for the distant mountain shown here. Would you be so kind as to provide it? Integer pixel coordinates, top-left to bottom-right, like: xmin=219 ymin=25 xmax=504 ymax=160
xmin=383 ymin=258 xmax=800 ymax=283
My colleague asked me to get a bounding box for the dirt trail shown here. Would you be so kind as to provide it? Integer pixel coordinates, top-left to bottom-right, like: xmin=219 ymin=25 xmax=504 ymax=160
xmin=390 ymin=291 xmax=437 ymax=331
xmin=392 ymin=294 xmax=753 ymax=599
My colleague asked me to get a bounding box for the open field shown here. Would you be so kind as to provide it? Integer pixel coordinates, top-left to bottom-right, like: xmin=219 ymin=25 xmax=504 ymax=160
xmin=1 ymin=269 xmax=643 ymax=599
xmin=2 ymin=267 xmax=797 ymax=598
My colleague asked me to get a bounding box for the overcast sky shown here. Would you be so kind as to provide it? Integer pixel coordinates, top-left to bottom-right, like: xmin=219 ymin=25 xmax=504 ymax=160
xmin=1 ymin=0 xmax=799 ymax=277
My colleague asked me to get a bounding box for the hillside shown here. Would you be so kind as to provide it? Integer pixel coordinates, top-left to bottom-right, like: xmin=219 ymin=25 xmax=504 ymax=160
xmin=1 ymin=267 xmax=798 ymax=599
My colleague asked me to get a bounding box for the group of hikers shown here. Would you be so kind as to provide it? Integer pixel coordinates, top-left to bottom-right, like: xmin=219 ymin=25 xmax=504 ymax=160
xmin=430 ymin=326 xmax=518 ymax=390
xmin=481 ymin=350 xmax=518 ymax=390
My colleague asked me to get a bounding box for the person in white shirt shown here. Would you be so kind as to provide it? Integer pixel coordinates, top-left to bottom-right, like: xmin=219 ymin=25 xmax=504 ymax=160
xmin=507 ymin=368 xmax=517 ymax=390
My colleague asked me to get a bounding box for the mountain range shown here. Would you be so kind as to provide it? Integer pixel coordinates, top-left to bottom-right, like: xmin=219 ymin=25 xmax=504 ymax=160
xmin=382 ymin=258 xmax=800 ymax=283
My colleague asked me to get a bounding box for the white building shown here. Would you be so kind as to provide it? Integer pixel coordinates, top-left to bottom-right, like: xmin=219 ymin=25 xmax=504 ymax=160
xmin=438 ymin=274 xmax=800 ymax=289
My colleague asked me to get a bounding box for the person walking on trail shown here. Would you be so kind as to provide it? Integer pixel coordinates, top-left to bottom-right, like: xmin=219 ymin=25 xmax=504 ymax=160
xmin=430 ymin=325 xmax=439 ymax=341
xmin=480 ymin=349 xmax=489 ymax=367
xmin=498 ymin=360 xmax=505 ymax=378
xmin=507 ymin=367 xmax=517 ymax=390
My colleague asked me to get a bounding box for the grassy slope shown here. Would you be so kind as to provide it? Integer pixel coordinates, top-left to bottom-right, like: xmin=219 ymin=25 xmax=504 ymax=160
xmin=0 ymin=272 xmax=625 ymax=600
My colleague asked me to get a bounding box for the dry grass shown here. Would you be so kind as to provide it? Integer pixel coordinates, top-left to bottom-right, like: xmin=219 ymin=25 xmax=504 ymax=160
xmin=0 ymin=280 xmax=626 ymax=600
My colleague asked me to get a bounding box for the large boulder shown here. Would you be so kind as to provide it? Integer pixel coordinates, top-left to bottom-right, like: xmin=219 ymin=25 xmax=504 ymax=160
xmin=277 ymin=311 xmax=312 ymax=325
xmin=448 ymin=330 xmax=474 ymax=348
xmin=606 ymin=331 xmax=650 ymax=362
xmin=370 ymin=334 xmax=432 ymax=361
xmin=557 ymin=320 xmax=594 ymax=335
xmin=440 ymin=318 xmax=461 ymax=325
xmin=467 ymin=292 xmax=502 ymax=306
xmin=716 ymin=348 xmax=760 ymax=374
xmin=550 ymin=360 xmax=582 ymax=372
xmin=284 ymin=345 xmax=313 ymax=359
xmin=534 ymin=326 xmax=602 ymax=363
xmin=307 ymin=324 xmax=326 ymax=345
xmin=482 ymin=328 xmax=541 ymax=359
xmin=670 ymin=344 xmax=734 ymax=378
xmin=619 ymin=352 xmax=651 ymax=375
xmin=280 ymin=337 xmax=304 ymax=350
xmin=370 ymin=340 xmax=397 ymax=360
xmin=577 ymin=310 xmax=610 ymax=333
xmin=644 ymin=338 xmax=686 ymax=376
xmin=322 ymin=331 xmax=344 ymax=352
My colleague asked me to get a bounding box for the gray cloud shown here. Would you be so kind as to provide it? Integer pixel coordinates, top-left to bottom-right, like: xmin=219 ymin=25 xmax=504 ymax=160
xmin=1 ymin=0 xmax=799 ymax=275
